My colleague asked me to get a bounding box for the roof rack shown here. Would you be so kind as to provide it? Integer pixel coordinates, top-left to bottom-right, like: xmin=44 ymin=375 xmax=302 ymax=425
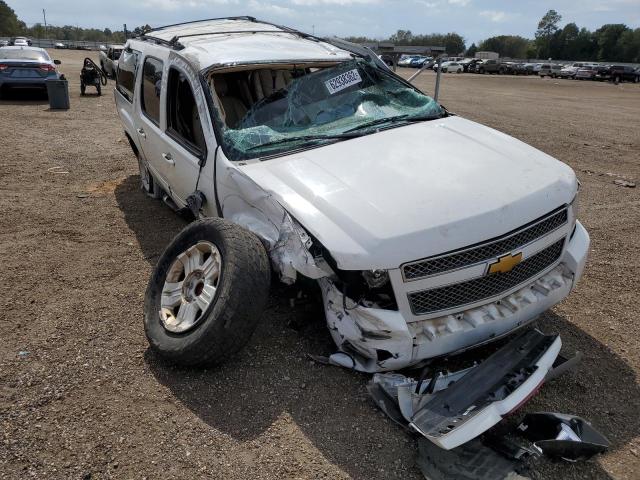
xmin=146 ymin=16 xmax=258 ymax=33
xmin=137 ymin=17 xmax=325 ymax=51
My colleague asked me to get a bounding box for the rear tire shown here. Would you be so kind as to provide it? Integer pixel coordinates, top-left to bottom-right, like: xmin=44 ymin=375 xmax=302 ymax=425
xmin=138 ymin=153 xmax=162 ymax=199
xmin=144 ymin=218 xmax=271 ymax=366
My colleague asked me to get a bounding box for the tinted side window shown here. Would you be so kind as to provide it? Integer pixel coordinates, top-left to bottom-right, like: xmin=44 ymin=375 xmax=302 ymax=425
xmin=141 ymin=57 xmax=163 ymax=125
xmin=166 ymin=68 xmax=206 ymax=156
xmin=116 ymin=48 xmax=139 ymax=102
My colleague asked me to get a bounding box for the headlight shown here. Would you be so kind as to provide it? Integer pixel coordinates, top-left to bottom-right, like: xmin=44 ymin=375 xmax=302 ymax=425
xmin=362 ymin=269 xmax=390 ymax=289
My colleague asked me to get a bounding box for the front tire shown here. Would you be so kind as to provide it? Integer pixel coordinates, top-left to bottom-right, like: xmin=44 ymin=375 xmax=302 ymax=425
xmin=144 ymin=218 xmax=271 ymax=366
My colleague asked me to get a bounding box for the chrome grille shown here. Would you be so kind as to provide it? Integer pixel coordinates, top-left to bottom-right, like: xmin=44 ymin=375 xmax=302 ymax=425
xmin=402 ymin=208 xmax=568 ymax=281
xmin=407 ymin=238 xmax=565 ymax=316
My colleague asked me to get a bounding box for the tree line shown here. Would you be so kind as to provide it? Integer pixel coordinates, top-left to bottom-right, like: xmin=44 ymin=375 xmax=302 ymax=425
xmin=0 ymin=1 xmax=152 ymax=43
xmin=347 ymin=10 xmax=639 ymax=62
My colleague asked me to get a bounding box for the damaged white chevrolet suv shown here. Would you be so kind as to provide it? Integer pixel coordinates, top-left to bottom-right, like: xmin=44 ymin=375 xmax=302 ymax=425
xmin=115 ymin=18 xmax=589 ymax=381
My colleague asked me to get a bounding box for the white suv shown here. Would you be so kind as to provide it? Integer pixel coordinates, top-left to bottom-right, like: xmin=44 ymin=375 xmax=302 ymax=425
xmin=115 ymin=17 xmax=589 ymax=447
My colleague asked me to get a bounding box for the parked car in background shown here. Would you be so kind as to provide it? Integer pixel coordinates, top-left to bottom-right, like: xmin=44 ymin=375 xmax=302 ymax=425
xmin=10 ymin=37 xmax=31 ymax=47
xmin=476 ymin=59 xmax=508 ymax=74
xmin=559 ymin=66 xmax=579 ymax=79
xmin=99 ymin=45 xmax=108 ymax=52
xmin=460 ymin=58 xmax=481 ymax=72
xmin=595 ymin=65 xmax=640 ymax=83
xmin=575 ymin=66 xmax=597 ymax=80
xmin=512 ymin=63 xmax=534 ymax=75
xmin=409 ymin=56 xmax=430 ymax=68
xmin=0 ymin=40 xmax=9 ymax=47
xmin=398 ymin=55 xmax=417 ymax=67
xmin=442 ymin=61 xmax=463 ymax=73
xmin=0 ymin=46 xmax=62 ymax=96
xmin=53 ymin=42 xmax=67 ymax=49
xmin=99 ymin=44 xmax=124 ymax=77
xmin=539 ymin=64 xmax=563 ymax=78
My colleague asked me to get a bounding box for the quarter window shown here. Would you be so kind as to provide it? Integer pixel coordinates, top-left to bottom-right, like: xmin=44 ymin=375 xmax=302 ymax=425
xmin=141 ymin=57 xmax=163 ymax=125
xmin=115 ymin=48 xmax=139 ymax=103
xmin=166 ymin=68 xmax=206 ymax=156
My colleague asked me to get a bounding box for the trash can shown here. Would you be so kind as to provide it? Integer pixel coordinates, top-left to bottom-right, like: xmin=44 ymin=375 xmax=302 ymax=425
xmin=45 ymin=77 xmax=70 ymax=110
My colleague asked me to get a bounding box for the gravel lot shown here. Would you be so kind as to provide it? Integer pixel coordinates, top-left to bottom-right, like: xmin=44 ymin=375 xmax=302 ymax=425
xmin=1 ymin=50 xmax=639 ymax=480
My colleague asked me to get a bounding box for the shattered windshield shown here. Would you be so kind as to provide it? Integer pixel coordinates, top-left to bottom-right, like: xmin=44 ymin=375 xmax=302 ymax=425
xmin=214 ymin=59 xmax=444 ymax=160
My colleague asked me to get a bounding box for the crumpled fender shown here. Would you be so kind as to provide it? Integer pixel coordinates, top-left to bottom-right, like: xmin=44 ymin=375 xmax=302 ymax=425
xmin=219 ymin=167 xmax=331 ymax=283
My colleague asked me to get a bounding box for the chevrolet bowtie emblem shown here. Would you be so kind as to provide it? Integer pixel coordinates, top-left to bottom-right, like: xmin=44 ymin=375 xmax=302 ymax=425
xmin=488 ymin=252 xmax=523 ymax=275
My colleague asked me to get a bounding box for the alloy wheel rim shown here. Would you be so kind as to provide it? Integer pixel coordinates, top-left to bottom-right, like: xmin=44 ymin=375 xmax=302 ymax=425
xmin=160 ymin=241 xmax=221 ymax=333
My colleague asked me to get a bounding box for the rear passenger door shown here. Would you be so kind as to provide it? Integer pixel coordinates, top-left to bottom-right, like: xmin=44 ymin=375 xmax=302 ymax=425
xmin=114 ymin=47 xmax=141 ymax=158
xmin=160 ymin=66 xmax=208 ymax=204
xmin=136 ymin=54 xmax=170 ymax=193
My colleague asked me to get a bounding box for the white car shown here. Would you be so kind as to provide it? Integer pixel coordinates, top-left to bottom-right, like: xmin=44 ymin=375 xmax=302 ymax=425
xmin=442 ymin=61 xmax=463 ymax=73
xmin=114 ymin=17 xmax=589 ymax=450
xmin=12 ymin=37 xmax=29 ymax=47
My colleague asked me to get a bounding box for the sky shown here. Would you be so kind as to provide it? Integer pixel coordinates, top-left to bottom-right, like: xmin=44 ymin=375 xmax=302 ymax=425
xmin=10 ymin=0 xmax=640 ymax=45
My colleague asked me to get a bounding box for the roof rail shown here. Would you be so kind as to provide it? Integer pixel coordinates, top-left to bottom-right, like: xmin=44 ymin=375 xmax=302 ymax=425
xmin=146 ymin=16 xmax=258 ymax=33
xmin=137 ymin=17 xmax=328 ymax=51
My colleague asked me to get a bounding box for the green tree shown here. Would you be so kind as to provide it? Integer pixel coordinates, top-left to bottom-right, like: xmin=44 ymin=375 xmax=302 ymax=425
xmin=535 ymin=9 xmax=562 ymax=58
xmin=478 ymin=35 xmax=531 ymax=58
xmin=0 ymin=0 xmax=23 ymax=36
xmin=594 ymin=24 xmax=629 ymax=61
xmin=389 ymin=29 xmax=413 ymax=43
xmin=616 ymin=28 xmax=640 ymax=62
xmin=465 ymin=42 xmax=478 ymax=57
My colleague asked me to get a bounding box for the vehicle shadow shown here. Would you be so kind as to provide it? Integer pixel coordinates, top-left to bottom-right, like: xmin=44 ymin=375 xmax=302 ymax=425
xmin=115 ymin=175 xmax=634 ymax=479
xmin=0 ymin=87 xmax=49 ymax=104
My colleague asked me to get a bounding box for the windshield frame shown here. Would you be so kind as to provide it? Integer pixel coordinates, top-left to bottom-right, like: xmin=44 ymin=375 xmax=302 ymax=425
xmin=199 ymin=57 xmax=446 ymax=162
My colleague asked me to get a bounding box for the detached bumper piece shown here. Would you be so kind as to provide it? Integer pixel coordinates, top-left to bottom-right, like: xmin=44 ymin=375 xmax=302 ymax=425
xmin=517 ymin=412 xmax=610 ymax=461
xmin=368 ymin=329 xmax=561 ymax=450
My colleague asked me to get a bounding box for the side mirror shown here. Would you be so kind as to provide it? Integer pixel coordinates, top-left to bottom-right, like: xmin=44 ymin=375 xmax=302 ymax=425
xmin=54 ymin=59 xmax=61 ymax=65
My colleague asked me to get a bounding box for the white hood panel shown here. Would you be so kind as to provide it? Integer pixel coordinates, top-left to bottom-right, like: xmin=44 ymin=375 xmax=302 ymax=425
xmin=240 ymin=116 xmax=577 ymax=270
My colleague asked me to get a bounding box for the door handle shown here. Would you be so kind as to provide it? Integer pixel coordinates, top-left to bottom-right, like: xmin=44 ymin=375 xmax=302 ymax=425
xmin=136 ymin=128 xmax=146 ymax=139
xmin=162 ymin=152 xmax=175 ymax=165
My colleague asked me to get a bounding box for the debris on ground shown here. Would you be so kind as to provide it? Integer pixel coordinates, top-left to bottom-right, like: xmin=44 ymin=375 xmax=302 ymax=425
xmin=416 ymin=437 xmax=530 ymax=480
xmin=613 ymin=179 xmax=636 ymax=188
xmin=517 ymin=412 xmax=610 ymax=462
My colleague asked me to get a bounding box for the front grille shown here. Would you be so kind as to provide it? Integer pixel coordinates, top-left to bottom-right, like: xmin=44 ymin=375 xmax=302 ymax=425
xmin=402 ymin=208 xmax=568 ymax=281
xmin=407 ymin=238 xmax=565 ymax=316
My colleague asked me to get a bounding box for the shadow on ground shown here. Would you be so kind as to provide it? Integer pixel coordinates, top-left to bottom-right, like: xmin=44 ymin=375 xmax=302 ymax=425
xmin=0 ymin=87 xmax=49 ymax=104
xmin=115 ymin=174 xmax=637 ymax=479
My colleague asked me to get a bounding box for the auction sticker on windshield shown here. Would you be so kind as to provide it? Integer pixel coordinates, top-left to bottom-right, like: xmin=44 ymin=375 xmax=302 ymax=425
xmin=325 ymin=69 xmax=362 ymax=94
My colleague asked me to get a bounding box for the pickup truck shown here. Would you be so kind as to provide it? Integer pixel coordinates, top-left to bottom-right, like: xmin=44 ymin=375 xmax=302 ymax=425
xmin=476 ymin=59 xmax=507 ymax=74
xmin=595 ymin=65 xmax=640 ymax=83
xmin=99 ymin=44 xmax=124 ymax=78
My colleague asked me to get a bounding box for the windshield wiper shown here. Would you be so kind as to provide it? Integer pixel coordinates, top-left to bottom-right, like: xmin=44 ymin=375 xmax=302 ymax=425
xmin=344 ymin=113 xmax=442 ymax=133
xmin=246 ymin=133 xmax=359 ymax=151
xmin=344 ymin=115 xmax=410 ymax=133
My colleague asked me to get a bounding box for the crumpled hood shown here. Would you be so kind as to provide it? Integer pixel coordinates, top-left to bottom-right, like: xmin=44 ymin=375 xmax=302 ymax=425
xmin=240 ymin=115 xmax=577 ymax=270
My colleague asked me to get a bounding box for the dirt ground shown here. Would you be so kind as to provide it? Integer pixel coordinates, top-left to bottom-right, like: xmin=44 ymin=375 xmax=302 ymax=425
xmin=1 ymin=50 xmax=639 ymax=480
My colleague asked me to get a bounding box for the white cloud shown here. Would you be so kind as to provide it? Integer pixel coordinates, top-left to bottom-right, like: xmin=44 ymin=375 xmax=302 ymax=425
xmin=291 ymin=0 xmax=380 ymax=5
xmin=479 ymin=10 xmax=508 ymax=22
xmin=249 ymin=0 xmax=295 ymax=16
xmin=141 ymin=0 xmax=237 ymax=11
xmin=448 ymin=0 xmax=470 ymax=6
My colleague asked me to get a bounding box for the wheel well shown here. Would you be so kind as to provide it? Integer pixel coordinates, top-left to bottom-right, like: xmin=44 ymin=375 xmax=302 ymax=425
xmin=124 ymin=131 xmax=139 ymax=157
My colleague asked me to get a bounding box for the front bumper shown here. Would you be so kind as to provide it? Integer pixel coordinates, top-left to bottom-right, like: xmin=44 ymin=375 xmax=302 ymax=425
xmin=320 ymin=221 xmax=589 ymax=372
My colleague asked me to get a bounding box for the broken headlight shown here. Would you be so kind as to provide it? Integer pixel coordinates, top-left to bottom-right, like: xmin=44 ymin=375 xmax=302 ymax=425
xmin=362 ymin=269 xmax=390 ymax=289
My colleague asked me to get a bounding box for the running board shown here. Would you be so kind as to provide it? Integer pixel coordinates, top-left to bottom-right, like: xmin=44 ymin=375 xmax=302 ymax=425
xmin=409 ymin=329 xmax=561 ymax=449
